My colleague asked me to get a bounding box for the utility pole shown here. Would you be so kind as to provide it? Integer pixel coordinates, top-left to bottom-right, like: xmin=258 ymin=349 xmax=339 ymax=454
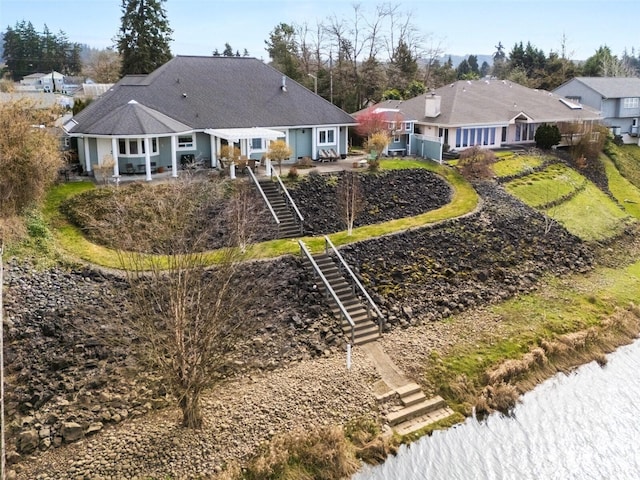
xmin=307 ymin=73 xmax=317 ymax=95
xmin=329 ymin=51 xmax=333 ymax=104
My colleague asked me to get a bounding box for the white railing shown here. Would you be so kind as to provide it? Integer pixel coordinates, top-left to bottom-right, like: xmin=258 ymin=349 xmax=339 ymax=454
xmin=324 ymin=236 xmax=385 ymax=335
xmin=272 ymin=171 xmax=304 ymax=234
xmin=299 ymin=240 xmax=355 ymax=344
xmin=246 ymin=166 xmax=280 ymax=227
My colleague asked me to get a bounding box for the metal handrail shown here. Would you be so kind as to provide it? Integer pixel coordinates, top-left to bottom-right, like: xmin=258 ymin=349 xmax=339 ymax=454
xmin=272 ymin=171 xmax=304 ymax=233
xmin=246 ymin=166 xmax=280 ymax=226
xmin=299 ymin=240 xmax=355 ymax=345
xmin=324 ymin=235 xmax=385 ymax=335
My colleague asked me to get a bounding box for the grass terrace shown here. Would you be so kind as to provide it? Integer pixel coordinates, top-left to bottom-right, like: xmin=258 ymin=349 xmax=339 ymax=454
xmin=504 ymin=163 xmax=585 ymax=208
xmin=44 ymin=159 xmax=479 ymax=268
xmin=492 ymin=153 xmax=547 ymax=178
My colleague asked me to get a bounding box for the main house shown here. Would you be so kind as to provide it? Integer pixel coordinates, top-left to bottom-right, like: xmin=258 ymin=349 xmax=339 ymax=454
xmin=354 ymin=79 xmax=602 ymax=161
xmin=553 ymin=77 xmax=640 ymax=145
xmin=64 ymin=56 xmax=356 ymax=180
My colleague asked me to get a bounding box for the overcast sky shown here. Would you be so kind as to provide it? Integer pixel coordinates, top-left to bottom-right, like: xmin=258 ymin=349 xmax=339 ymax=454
xmin=2 ymin=0 xmax=636 ymax=61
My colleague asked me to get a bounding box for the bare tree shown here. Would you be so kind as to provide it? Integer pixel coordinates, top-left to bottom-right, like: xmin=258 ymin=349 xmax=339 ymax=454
xmin=89 ymin=177 xmax=264 ymax=428
xmin=81 ymin=48 xmax=122 ymax=83
xmin=225 ymin=179 xmax=263 ymax=253
xmin=337 ymin=171 xmax=365 ymax=235
xmin=457 ymin=145 xmax=496 ymax=180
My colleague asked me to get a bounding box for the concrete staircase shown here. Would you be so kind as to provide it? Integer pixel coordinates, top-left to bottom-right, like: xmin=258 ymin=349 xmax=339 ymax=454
xmin=379 ymin=383 xmax=453 ymax=436
xmin=309 ymin=252 xmax=380 ymax=345
xmin=258 ymin=179 xmax=301 ymax=238
xmin=363 ymin=343 xmax=456 ymax=437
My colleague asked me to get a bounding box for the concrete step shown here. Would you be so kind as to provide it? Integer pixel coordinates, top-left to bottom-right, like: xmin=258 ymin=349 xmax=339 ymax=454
xmin=401 ymin=391 xmax=427 ymax=407
xmin=341 ymin=319 xmax=377 ymax=333
xmin=396 ymin=383 xmax=422 ymax=398
xmin=392 ymin=407 xmax=457 ymax=437
xmin=352 ymin=331 xmax=380 ymax=345
xmin=386 ymin=396 xmax=447 ymax=426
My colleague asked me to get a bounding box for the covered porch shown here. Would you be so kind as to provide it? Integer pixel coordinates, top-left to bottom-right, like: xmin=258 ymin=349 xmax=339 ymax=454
xmin=204 ymin=127 xmax=286 ymax=168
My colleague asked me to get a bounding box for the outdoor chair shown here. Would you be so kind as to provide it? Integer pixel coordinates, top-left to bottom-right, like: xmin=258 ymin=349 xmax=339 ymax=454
xmin=318 ymin=150 xmax=330 ymax=162
xmin=125 ymin=163 xmax=135 ymax=174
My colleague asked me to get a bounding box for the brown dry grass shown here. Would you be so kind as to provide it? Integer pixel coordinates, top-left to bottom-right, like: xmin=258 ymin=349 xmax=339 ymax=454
xmin=243 ymin=426 xmax=361 ymax=480
xmin=474 ymin=305 xmax=640 ymax=415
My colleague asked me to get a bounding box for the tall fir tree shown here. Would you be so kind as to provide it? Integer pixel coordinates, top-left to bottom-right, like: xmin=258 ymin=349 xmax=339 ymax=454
xmin=116 ymin=0 xmax=173 ymax=76
xmin=2 ymin=21 xmax=81 ymax=80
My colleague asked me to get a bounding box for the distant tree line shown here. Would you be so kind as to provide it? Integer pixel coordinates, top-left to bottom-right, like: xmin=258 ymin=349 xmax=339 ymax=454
xmin=2 ymin=0 xmax=639 ymax=112
xmin=262 ymin=7 xmax=640 ymax=114
xmin=2 ymin=21 xmax=82 ymax=81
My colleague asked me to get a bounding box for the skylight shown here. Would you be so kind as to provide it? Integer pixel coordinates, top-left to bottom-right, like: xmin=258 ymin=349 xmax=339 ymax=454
xmin=559 ymin=98 xmax=582 ymax=110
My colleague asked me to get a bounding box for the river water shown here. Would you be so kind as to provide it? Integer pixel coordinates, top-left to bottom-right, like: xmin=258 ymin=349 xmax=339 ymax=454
xmin=354 ymin=339 xmax=640 ymax=480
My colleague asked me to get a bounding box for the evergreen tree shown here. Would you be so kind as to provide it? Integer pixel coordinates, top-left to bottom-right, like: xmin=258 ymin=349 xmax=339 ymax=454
xmin=265 ymin=23 xmax=301 ymax=81
xmin=492 ymin=41 xmax=508 ymax=78
xmin=456 ymin=59 xmax=471 ymax=79
xmin=388 ymin=40 xmax=418 ymax=92
xmin=468 ymin=55 xmax=479 ymax=75
xmin=223 ymin=43 xmax=233 ymax=56
xmin=116 ymin=0 xmax=173 ymax=76
xmin=2 ymin=21 xmax=81 ymax=80
xmin=480 ymin=61 xmax=490 ymax=77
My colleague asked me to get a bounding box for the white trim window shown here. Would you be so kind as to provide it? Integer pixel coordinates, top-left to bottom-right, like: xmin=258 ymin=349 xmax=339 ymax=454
xmin=250 ymin=138 xmax=266 ymax=151
xmin=317 ymin=128 xmax=336 ymax=146
xmin=623 ymin=97 xmax=639 ymax=109
xmin=118 ymin=137 xmax=158 ymax=156
xmin=404 ymin=122 xmax=411 ymax=132
xmin=177 ymin=134 xmax=196 ymax=150
xmin=393 ymin=135 xmax=401 ymax=143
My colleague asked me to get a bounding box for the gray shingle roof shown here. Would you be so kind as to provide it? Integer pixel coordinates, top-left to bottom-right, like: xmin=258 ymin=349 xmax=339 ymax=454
xmin=563 ymin=77 xmax=640 ymax=98
xmin=70 ymin=56 xmax=356 ymax=134
xmin=358 ymin=80 xmax=601 ymax=126
xmin=77 ymin=100 xmax=191 ymax=135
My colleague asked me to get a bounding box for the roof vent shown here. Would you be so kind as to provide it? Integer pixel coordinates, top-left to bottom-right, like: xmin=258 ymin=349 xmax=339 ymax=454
xmin=182 ymin=93 xmax=187 ymax=98
xmin=281 ymin=75 xmax=287 ymax=92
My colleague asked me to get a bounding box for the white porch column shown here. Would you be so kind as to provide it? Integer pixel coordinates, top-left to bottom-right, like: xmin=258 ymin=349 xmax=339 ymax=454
xmin=111 ymin=137 xmax=120 ymax=176
xmin=214 ymin=136 xmax=221 ymax=168
xmin=229 ymin=162 xmax=236 ymax=179
xmin=265 ymin=158 xmax=272 ymax=176
xmin=240 ymin=139 xmax=247 ymax=156
xmin=311 ymin=127 xmax=317 ymax=160
xmin=170 ymin=135 xmax=178 ymax=177
xmin=344 ymin=126 xmax=349 ymax=156
xmin=83 ymin=137 xmax=91 ymax=172
xmin=144 ymin=138 xmax=152 ymax=181
xmin=207 ymin=133 xmax=216 ymax=168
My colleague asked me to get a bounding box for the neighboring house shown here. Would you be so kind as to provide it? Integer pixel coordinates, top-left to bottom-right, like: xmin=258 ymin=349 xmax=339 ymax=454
xmin=554 ymin=77 xmax=640 ymax=145
xmin=19 ymin=71 xmax=65 ymax=92
xmin=354 ymin=79 xmax=602 ymax=162
xmin=64 ymin=55 xmax=356 ymax=180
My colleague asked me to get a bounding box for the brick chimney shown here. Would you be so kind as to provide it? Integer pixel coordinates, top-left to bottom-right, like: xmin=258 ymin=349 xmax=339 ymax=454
xmin=425 ymin=92 xmax=441 ymax=118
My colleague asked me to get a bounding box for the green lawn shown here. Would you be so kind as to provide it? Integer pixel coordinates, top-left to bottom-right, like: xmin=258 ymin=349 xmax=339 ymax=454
xmin=544 ymin=184 xmax=630 ymax=241
xmin=602 ymin=154 xmax=640 ymax=219
xmin=505 ymin=163 xmax=585 ymax=207
xmin=492 ymin=154 xmax=546 ymax=178
xmin=425 ymin=256 xmax=640 ymax=407
xmin=608 ymin=144 xmax=640 ymax=190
